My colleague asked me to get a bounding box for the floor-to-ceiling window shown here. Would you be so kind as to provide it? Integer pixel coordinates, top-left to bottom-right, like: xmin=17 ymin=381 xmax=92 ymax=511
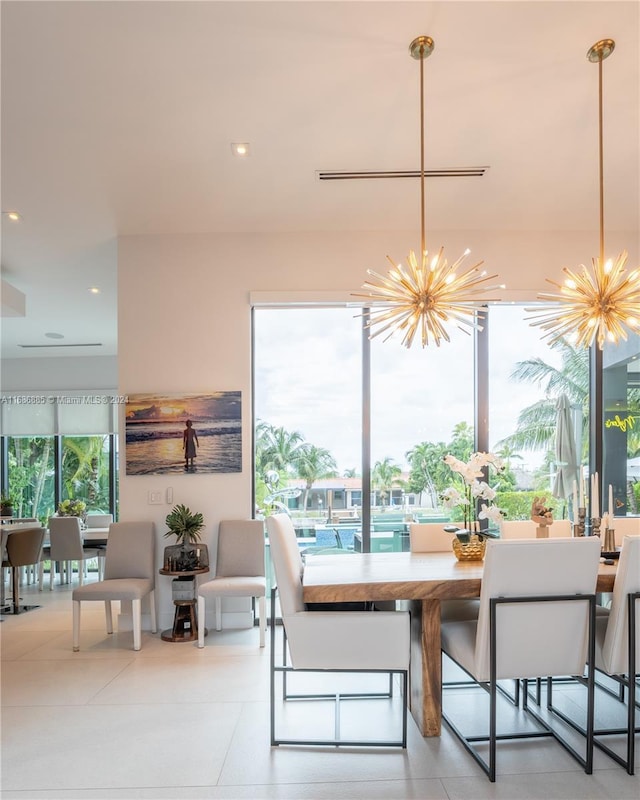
xmin=369 ymin=315 xmax=475 ymax=550
xmin=253 ymin=302 xmax=604 ymax=548
xmin=487 ymin=304 xmax=590 ymax=523
xmin=602 ymin=334 xmax=640 ymax=517
xmin=1 ymin=392 xmax=118 ymax=523
xmin=253 ymin=307 xmax=362 ymax=552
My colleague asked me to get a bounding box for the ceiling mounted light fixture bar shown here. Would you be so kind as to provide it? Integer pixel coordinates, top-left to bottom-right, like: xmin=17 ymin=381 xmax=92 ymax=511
xmin=353 ymin=36 xmax=502 ymax=348
xmin=18 ymin=343 xmax=103 ymax=348
xmin=317 ymin=167 xmax=489 ymax=180
xmin=528 ymin=39 xmax=640 ymax=349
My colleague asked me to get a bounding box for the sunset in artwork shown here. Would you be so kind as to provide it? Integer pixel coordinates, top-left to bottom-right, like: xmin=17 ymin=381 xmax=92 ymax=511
xmin=125 ymin=392 xmax=241 ymax=475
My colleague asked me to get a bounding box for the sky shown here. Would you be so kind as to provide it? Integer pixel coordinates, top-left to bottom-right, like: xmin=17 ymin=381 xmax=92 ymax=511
xmin=254 ymin=305 xmax=562 ymax=474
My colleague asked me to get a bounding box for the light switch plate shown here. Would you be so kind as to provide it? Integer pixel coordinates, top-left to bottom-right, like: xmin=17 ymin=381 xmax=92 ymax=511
xmin=148 ymin=491 xmax=163 ymax=505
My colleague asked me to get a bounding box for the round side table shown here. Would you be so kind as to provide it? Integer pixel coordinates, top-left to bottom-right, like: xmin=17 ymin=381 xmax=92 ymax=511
xmin=159 ymin=566 xmax=209 ymax=642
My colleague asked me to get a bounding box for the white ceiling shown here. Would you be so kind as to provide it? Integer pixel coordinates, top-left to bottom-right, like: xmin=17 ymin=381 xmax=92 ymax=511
xmin=1 ymin=1 xmax=639 ymax=359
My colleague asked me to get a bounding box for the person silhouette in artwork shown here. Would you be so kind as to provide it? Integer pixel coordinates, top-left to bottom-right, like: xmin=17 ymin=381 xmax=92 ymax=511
xmin=183 ymin=419 xmax=199 ymax=471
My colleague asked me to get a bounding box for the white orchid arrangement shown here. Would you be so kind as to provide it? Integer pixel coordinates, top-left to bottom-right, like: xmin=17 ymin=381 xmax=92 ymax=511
xmin=441 ymin=452 xmax=505 ymax=539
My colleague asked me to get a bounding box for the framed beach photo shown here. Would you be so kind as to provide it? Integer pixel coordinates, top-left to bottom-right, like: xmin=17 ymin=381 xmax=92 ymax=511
xmin=125 ymin=392 xmax=241 ymax=475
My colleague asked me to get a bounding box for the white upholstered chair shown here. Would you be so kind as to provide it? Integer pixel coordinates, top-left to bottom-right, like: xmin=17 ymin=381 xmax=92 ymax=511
xmin=409 ymin=522 xmax=454 ymax=552
xmin=440 ymin=536 xmax=601 ymax=781
xmin=610 ymin=516 xmax=640 ymax=547
xmin=72 ymin=521 xmax=157 ymax=651
xmin=550 ymin=519 xmax=572 ymax=537
xmin=85 ymin=513 xmax=113 ymax=529
xmin=43 ymin=516 xmax=99 ymax=590
xmin=197 ymin=519 xmax=266 ymax=648
xmin=500 ymin=518 xmax=572 ymax=539
xmin=266 ymin=513 xmax=410 ymax=747
xmin=409 ymin=522 xmax=482 ymax=624
xmin=547 ymin=534 xmax=639 ymax=774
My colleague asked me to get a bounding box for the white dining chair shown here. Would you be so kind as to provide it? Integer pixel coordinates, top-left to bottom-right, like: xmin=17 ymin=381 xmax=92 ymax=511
xmin=409 ymin=521 xmax=484 ymax=624
xmin=610 ymin=516 xmax=640 ymax=547
xmin=197 ymin=519 xmax=266 ymax=648
xmin=546 ymin=534 xmax=639 ymax=774
xmin=72 ymin=521 xmax=157 ymax=652
xmin=440 ymin=536 xmax=601 ymax=782
xmin=499 ymin=520 xmax=538 ymax=539
xmin=266 ymin=513 xmax=410 ymax=747
xmin=409 ymin=522 xmax=454 ymax=552
xmin=43 ymin=516 xmax=99 ymax=590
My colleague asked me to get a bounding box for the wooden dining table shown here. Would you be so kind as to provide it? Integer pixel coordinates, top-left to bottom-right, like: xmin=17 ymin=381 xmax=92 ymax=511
xmin=302 ymin=550 xmax=617 ymax=738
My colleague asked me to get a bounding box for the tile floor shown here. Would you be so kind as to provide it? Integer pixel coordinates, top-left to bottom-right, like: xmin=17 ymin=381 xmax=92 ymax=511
xmin=1 ymin=577 xmax=638 ymax=800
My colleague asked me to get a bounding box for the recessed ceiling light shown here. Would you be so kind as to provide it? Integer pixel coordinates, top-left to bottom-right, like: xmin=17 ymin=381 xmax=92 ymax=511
xmin=231 ymin=142 xmax=250 ymax=157
xmin=3 ymin=211 xmax=21 ymax=221
xmin=88 ymin=287 xmax=101 ymax=294
xmin=45 ymin=332 xmax=65 ymax=339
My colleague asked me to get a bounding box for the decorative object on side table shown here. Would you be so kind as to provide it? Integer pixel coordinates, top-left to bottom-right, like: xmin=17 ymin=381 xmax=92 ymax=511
xmin=0 ymin=494 xmax=14 ymax=517
xmin=162 ymin=503 xmax=209 ymax=571
xmin=441 ymin=452 xmax=505 ymax=561
xmin=161 ymin=504 xmax=210 ymax=642
xmin=57 ymin=499 xmax=87 ymax=526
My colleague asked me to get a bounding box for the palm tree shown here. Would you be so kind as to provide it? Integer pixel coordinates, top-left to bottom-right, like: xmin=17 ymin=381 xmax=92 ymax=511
xmin=255 ymin=421 xmax=306 ymax=477
xmin=449 ymin=421 xmax=474 ymax=461
xmin=405 ymin=441 xmax=447 ymax=507
xmin=62 ymin=436 xmax=109 ymax=508
xmin=296 ymin=445 xmax=338 ymax=511
xmin=496 ymin=339 xmax=589 ymax=454
xmin=371 ymin=457 xmax=402 ymax=507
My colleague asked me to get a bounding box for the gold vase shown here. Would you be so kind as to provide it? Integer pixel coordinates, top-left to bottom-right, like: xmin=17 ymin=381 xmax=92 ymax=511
xmin=452 ymin=534 xmax=486 ymax=562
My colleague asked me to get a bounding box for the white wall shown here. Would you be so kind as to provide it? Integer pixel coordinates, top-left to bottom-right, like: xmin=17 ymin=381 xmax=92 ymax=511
xmin=117 ymin=226 xmax=638 ymax=628
xmin=1 ymin=355 xmax=117 ymax=391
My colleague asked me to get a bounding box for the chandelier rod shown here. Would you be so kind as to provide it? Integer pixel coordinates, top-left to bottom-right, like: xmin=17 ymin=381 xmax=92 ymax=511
xmin=419 ymin=40 xmax=426 ymax=257
xmin=588 ymin=38 xmax=614 ymax=263
xmin=597 ymin=52 xmax=604 ymax=265
xmin=410 ymin=36 xmax=434 ymax=258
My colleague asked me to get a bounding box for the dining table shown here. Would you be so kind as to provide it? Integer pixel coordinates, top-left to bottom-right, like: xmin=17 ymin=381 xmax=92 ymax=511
xmin=302 ymin=549 xmax=617 ymax=737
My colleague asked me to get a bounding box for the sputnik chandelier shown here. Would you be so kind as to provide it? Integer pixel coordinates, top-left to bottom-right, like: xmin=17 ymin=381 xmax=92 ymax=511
xmin=354 ymin=36 xmax=502 ymax=348
xmin=528 ymin=39 xmax=640 ymax=349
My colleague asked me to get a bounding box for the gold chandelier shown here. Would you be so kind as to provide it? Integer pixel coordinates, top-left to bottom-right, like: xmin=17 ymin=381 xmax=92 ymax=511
xmin=528 ymin=39 xmax=640 ymax=349
xmin=354 ymin=36 xmax=502 ymax=348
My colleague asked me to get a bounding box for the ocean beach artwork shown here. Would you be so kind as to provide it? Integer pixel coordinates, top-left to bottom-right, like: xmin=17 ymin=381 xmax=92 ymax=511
xmin=125 ymin=392 xmax=242 ymax=475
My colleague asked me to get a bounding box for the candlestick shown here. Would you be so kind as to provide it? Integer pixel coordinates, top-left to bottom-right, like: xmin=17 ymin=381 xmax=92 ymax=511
xmin=608 ymin=484 xmax=613 ymax=516
xmin=592 ymin=472 xmax=599 ymax=518
xmin=579 ymin=473 xmax=585 ymax=507
xmin=573 ymin=480 xmax=579 ymax=522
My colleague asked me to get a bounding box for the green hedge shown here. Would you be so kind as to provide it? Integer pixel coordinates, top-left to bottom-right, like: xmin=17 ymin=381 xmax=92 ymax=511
xmin=496 ymin=491 xmax=568 ymax=522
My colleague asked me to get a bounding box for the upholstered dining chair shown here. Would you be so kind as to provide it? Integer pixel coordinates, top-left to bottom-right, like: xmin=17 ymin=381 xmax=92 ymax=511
xmin=440 ymin=536 xmax=601 ymax=781
xmin=197 ymin=519 xmax=266 ymax=648
xmin=85 ymin=513 xmax=113 ymax=529
xmin=72 ymin=521 xmax=157 ymax=652
xmin=409 ymin=522 xmax=454 ymax=552
xmin=43 ymin=516 xmax=99 ymax=590
xmin=266 ymin=513 xmax=410 ymax=747
xmin=546 ymin=534 xmax=639 ymax=774
xmin=610 ymin=516 xmax=640 ymax=547
xmin=409 ymin=522 xmax=486 ymax=627
xmin=499 ymin=519 xmax=572 ymax=539
xmin=4 ymin=526 xmax=45 ymax=613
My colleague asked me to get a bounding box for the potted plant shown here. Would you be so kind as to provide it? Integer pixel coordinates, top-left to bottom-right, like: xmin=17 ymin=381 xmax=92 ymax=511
xmin=57 ymin=498 xmax=87 ymax=519
xmin=163 ymin=504 xmax=208 ymax=571
xmin=1 ymin=494 xmax=14 ymax=517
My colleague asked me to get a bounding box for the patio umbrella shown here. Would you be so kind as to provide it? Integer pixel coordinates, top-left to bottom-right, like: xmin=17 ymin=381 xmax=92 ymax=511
xmin=552 ymin=394 xmax=580 ymax=501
